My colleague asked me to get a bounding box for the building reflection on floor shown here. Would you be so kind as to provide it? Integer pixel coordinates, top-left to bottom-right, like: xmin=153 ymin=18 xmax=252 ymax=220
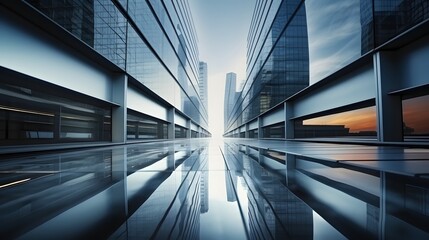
xmin=0 ymin=139 xmax=428 ymax=239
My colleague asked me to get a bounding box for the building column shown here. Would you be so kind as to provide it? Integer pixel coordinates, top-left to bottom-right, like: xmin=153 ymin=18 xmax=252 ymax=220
xmin=112 ymin=74 xmax=127 ymax=143
xmin=168 ymin=108 xmax=175 ymax=140
xmin=374 ymin=52 xmax=403 ymax=142
xmin=285 ymin=101 xmax=294 ymax=139
xmin=257 ymin=117 xmax=262 ymax=139
xmin=245 ymin=123 xmax=249 ymax=138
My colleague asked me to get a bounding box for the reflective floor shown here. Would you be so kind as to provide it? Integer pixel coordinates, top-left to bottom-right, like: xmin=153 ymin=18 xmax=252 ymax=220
xmin=1 ymin=139 xmax=428 ymax=239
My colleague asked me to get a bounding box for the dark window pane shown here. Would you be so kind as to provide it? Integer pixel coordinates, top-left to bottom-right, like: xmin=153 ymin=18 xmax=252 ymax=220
xmin=127 ymin=110 xmax=168 ymax=140
xmin=175 ymin=125 xmax=187 ymax=139
xmin=262 ymin=122 xmax=285 ymax=138
xmin=0 ymin=83 xmax=111 ymax=145
xmin=403 ymin=94 xmax=429 ymax=141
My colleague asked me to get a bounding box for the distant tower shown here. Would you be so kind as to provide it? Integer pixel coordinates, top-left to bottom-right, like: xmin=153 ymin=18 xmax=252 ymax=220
xmin=224 ymin=72 xmax=237 ymax=132
xmin=199 ymin=61 xmax=208 ymax=112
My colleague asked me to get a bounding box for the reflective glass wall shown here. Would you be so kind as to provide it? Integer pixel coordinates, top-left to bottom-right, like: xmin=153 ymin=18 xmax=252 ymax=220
xmin=0 ymin=82 xmax=111 ymax=145
xmin=295 ymin=106 xmax=377 ymax=139
xmin=402 ymin=94 xmax=429 ymax=141
xmin=225 ymin=0 xmax=429 ymax=139
xmin=225 ymin=1 xmax=309 ymax=133
xmin=127 ymin=110 xmax=168 ymax=140
xmin=24 ymin=0 xmax=209 ymax=134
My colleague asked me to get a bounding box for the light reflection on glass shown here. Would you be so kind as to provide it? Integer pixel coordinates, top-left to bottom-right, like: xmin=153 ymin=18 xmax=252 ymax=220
xmin=402 ymin=95 xmax=429 ymax=140
xmin=3 ymin=139 xmax=428 ymax=239
xmin=305 ymin=0 xmax=368 ymax=84
xmin=297 ymin=106 xmax=377 ymax=138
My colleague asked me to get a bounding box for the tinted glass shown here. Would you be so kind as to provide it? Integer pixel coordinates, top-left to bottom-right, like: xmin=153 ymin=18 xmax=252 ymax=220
xmin=296 ymin=106 xmax=377 ymax=138
xmin=402 ymin=94 xmax=429 ymax=141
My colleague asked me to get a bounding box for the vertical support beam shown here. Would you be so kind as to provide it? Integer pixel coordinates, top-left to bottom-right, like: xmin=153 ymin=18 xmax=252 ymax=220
xmin=168 ymin=108 xmax=175 ymax=140
xmin=285 ymin=101 xmax=294 ymax=139
xmin=257 ymin=117 xmax=262 ymax=139
xmin=245 ymin=123 xmax=249 ymax=138
xmin=374 ymin=52 xmax=403 ymax=142
xmin=112 ymin=74 xmax=127 ymax=143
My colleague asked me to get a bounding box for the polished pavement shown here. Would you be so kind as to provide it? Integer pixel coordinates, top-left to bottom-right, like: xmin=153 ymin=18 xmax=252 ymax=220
xmin=0 ymin=138 xmax=428 ymax=239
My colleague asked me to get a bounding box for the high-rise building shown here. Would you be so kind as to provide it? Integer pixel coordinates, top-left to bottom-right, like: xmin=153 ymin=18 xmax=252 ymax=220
xmin=224 ymin=72 xmax=237 ymax=131
xmin=0 ymin=0 xmax=210 ymax=149
xmin=224 ymin=0 xmax=429 ymax=144
xmin=198 ymin=61 xmax=208 ymax=112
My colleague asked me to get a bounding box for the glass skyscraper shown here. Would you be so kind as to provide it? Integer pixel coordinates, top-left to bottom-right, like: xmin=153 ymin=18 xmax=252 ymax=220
xmin=224 ymin=0 xmax=429 ymax=143
xmin=0 ymin=0 xmax=210 ymax=148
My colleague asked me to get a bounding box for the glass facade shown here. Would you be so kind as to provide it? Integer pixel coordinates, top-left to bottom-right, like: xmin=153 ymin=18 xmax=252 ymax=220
xmin=26 ymin=0 xmax=127 ymax=68
xmin=24 ymin=0 xmax=209 ymax=139
xmin=0 ymin=82 xmax=111 ymax=145
xmin=127 ymin=110 xmax=168 ymax=140
xmin=374 ymin=0 xmax=429 ymax=46
xmin=225 ymin=1 xmax=309 ymax=133
xmin=225 ymin=0 xmax=429 ymax=140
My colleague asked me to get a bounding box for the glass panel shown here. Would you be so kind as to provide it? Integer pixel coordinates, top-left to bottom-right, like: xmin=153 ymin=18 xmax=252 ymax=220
xmin=25 ymin=0 xmax=127 ymax=68
xmin=402 ymin=95 xmax=429 ymax=141
xmin=0 ymin=83 xmax=111 ymax=145
xmin=248 ymin=129 xmax=258 ymax=139
xmin=305 ymin=0 xmax=373 ymax=83
xmin=175 ymin=125 xmax=187 ymax=139
xmin=296 ymin=106 xmax=377 ymax=138
xmin=127 ymin=110 xmax=168 ymax=140
xmin=262 ymin=122 xmax=285 ymax=138
xmin=374 ymin=0 xmax=429 ymax=46
xmin=228 ymin=4 xmax=309 ymax=129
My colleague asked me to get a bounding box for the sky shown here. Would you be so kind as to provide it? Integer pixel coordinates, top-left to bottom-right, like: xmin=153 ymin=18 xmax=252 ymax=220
xmin=188 ymin=0 xmax=256 ymax=137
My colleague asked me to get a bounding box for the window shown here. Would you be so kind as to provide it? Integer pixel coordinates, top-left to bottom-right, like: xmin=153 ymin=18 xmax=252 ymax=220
xmin=295 ymin=106 xmax=377 ymax=139
xmin=175 ymin=125 xmax=187 ymax=139
xmin=402 ymin=94 xmax=429 ymax=141
xmin=127 ymin=110 xmax=168 ymax=140
xmin=262 ymin=122 xmax=285 ymax=138
xmin=0 ymin=83 xmax=111 ymax=145
xmin=248 ymin=129 xmax=258 ymax=138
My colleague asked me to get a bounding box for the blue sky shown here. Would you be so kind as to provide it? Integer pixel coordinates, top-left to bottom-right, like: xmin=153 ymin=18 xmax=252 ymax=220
xmin=188 ymin=0 xmax=256 ymax=137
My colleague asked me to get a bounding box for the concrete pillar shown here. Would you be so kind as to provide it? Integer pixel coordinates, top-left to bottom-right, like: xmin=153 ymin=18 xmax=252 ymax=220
xmin=245 ymin=123 xmax=249 ymax=138
xmin=285 ymin=101 xmax=294 ymax=139
xmin=168 ymin=108 xmax=175 ymax=140
xmin=374 ymin=52 xmax=403 ymax=142
xmin=112 ymin=74 xmax=127 ymax=143
xmin=257 ymin=117 xmax=262 ymax=139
